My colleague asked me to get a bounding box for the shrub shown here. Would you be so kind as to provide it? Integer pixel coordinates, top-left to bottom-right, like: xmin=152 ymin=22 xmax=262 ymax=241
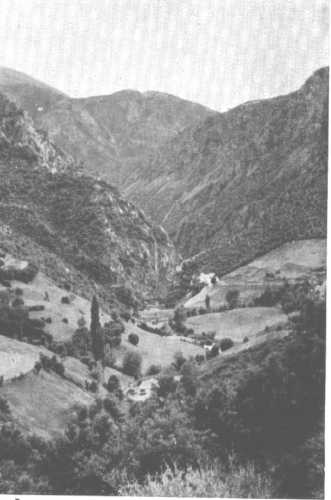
xmin=106 ymin=374 xmax=120 ymax=393
xmin=103 ymin=397 xmax=122 ymax=420
xmin=157 ymin=375 xmax=177 ymax=398
xmin=89 ymin=380 xmax=98 ymax=393
xmin=172 ymin=306 xmax=187 ymax=332
xmin=220 ymin=338 xmax=234 ymax=352
xmin=211 ymin=275 xmax=218 ymax=285
xmin=173 ymin=351 xmax=186 ymax=371
xmin=128 ymin=333 xmax=139 ymax=346
xmin=206 ymin=345 xmax=219 ymax=359
xmin=61 ymin=296 xmax=70 ymax=304
xmin=28 ymin=304 xmax=45 ymax=312
xmin=62 ymin=318 xmax=68 ymax=324
xmin=146 ymin=364 xmax=162 ymax=376
xmin=122 ymin=351 xmax=142 ymax=378
xmin=226 ymin=289 xmax=239 ymax=309
xmin=121 ymin=462 xmax=273 ymax=498
xmin=11 ymin=297 xmax=24 ymax=308
xmin=243 ymin=336 xmax=249 ymax=343
xmin=195 ymin=354 xmax=205 ymax=364
xmin=120 ymin=310 xmax=131 ymax=322
xmin=14 ymin=287 xmax=23 ymax=296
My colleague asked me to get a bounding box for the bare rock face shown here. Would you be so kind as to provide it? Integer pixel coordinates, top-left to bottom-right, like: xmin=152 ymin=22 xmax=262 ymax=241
xmin=0 ymin=92 xmax=177 ymax=302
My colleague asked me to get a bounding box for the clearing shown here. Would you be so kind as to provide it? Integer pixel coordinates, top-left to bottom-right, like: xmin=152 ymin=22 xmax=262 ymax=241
xmin=186 ymin=307 xmax=288 ymax=342
xmin=115 ymin=322 xmax=204 ymax=373
xmin=7 ymin=271 xmax=110 ymax=342
xmin=185 ymin=239 xmax=326 ymax=309
xmin=0 ymin=334 xmax=53 ymax=380
xmin=0 ymin=370 xmax=94 ymax=439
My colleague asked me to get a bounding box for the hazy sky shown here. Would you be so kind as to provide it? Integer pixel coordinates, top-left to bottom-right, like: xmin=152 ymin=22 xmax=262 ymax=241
xmin=0 ymin=0 xmax=328 ymax=110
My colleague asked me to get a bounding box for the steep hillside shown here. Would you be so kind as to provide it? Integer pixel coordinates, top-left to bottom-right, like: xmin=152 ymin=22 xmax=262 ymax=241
xmin=0 ymin=67 xmax=214 ymax=186
xmin=0 ymin=92 xmax=177 ymax=303
xmin=126 ymin=67 xmax=328 ymax=275
xmin=0 ymin=67 xmax=66 ymax=119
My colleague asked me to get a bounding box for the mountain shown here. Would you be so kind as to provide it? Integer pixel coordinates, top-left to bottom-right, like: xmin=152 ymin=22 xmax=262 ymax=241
xmin=1 ymin=66 xmax=327 ymax=281
xmin=0 ymin=91 xmax=177 ymax=305
xmin=125 ymin=67 xmax=328 ymax=276
xmin=0 ymin=67 xmax=215 ymax=186
xmin=0 ymin=67 xmax=66 ymax=119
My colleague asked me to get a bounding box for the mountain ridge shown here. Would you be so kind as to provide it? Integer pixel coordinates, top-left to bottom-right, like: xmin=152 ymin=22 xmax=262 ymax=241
xmin=0 ymin=91 xmax=177 ymax=306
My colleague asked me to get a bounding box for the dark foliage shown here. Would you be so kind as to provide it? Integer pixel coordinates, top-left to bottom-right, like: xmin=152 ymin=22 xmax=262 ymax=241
xmin=128 ymin=333 xmax=139 ymax=346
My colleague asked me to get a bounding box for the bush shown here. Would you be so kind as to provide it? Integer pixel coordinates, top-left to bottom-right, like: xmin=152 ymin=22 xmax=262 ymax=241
xmin=128 ymin=333 xmax=139 ymax=346
xmin=106 ymin=374 xmax=120 ymax=393
xmin=173 ymin=351 xmax=186 ymax=371
xmin=195 ymin=354 xmax=205 ymax=364
xmin=61 ymin=296 xmax=70 ymax=304
xmin=103 ymin=397 xmax=122 ymax=420
xmin=220 ymin=338 xmax=234 ymax=352
xmin=88 ymin=380 xmax=98 ymax=393
xmin=122 ymin=351 xmax=142 ymax=378
xmin=157 ymin=375 xmax=177 ymax=398
xmin=226 ymin=289 xmax=239 ymax=309
xmin=206 ymin=345 xmax=219 ymax=359
xmin=243 ymin=336 xmax=249 ymax=343
xmin=146 ymin=364 xmax=162 ymax=376
xmin=120 ymin=310 xmax=131 ymax=322
xmin=28 ymin=304 xmax=45 ymax=312
xmin=62 ymin=318 xmax=68 ymax=324
xmin=121 ymin=462 xmax=273 ymax=498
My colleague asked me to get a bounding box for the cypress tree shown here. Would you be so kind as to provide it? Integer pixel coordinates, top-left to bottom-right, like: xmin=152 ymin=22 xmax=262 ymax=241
xmin=90 ymin=295 xmax=104 ymax=361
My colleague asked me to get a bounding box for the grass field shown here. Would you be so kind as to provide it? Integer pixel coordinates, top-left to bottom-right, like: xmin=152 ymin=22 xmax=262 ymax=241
xmin=185 ymin=239 xmax=326 ymax=310
xmin=8 ymin=271 xmax=110 ymax=342
xmin=186 ymin=307 xmax=288 ymax=342
xmin=0 ymin=370 xmax=94 ymax=438
xmin=0 ymin=335 xmax=53 ymax=380
xmin=116 ymin=323 xmax=204 ymax=373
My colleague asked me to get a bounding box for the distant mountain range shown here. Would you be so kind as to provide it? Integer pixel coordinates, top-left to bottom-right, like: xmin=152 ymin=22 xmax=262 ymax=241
xmin=0 ymin=66 xmax=328 ymax=278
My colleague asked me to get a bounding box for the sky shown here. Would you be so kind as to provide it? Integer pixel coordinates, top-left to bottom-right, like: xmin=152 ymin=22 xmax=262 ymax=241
xmin=0 ymin=0 xmax=328 ymax=111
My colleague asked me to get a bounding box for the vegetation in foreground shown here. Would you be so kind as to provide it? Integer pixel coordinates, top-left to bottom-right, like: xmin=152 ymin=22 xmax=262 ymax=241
xmin=0 ymin=287 xmax=325 ymax=498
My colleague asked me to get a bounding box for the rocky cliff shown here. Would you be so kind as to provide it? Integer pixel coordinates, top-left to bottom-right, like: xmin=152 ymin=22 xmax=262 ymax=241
xmin=0 ymin=92 xmax=177 ymax=304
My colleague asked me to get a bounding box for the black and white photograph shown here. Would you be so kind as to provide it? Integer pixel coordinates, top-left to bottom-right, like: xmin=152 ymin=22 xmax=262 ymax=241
xmin=0 ymin=0 xmax=328 ymax=497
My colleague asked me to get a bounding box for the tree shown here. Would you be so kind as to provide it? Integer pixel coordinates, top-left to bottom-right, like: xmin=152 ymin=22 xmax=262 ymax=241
xmin=90 ymin=296 xmax=104 ymax=361
xmin=211 ymin=275 xmax=217 ymax=285
xmin=173 ymin=351 xmax=186 ymax=371
xmin=122 ymin=351 xmax=142 ymax=378
xmin=157 ymin=375 xmax=177 ymax=397
xmin=105 ymin=374 xmax=120 ymax=393
xmin=172 ymin=306 xmax=187 ymax=333
xmin=128 ymin=333 xmax=139 ymax=346
xmin=205 ymin=294 xmax=211 ymax=310
xmin=220 ymin=338 xmax=234 ymax=352
xmin=226 ymin=289 xmax=239 ymax=309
